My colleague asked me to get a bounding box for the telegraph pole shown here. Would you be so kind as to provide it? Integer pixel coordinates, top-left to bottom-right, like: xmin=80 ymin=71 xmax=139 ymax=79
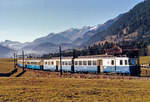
xmin=59 ymin=46 xmax=62 ymax=76
xmin=14 ymin=53 xmax=16 ymax=69
xmin=16 ymin=53 xmax=18 ymax=67
xmin=22 ymin=50 xmax=25 ymax=71
xmin=71 ymin=49 xmax=75 ymax=73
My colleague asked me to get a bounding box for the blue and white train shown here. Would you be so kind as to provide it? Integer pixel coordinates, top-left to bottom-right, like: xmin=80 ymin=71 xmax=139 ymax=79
xmin=17 ymin=55 xmax=140 ymax=75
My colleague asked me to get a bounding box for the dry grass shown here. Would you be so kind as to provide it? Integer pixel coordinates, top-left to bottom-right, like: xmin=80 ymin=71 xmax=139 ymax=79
xmin=140 ymin=56 xmax=150 ymax=64
xmin=1 ymin=58 xmax=150 ymax=101
xmin=0 ymin=58 xmax=14 ymax=73
xmin=0 ymin=77 xmax=150 ymax=102
xmin=141 ymin=68 xmax=150 ymax=77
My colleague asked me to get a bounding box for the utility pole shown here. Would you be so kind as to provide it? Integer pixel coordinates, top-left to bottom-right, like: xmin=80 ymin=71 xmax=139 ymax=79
xmin=16 ymin=53 xmax=18 ymax=67
xmin=22 ymin=50 xmax=25 ymax=71
xmin=59 ymin=46 xmax=62 ymax=76
xmin=71 ymin=49 xmax=75 ymax=73
xmin=14 ymin=53 xmax=16 ymax=69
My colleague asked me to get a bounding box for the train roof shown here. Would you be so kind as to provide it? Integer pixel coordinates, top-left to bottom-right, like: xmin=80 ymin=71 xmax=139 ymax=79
xmin=77 ymin=55 xmax=114 ymax=58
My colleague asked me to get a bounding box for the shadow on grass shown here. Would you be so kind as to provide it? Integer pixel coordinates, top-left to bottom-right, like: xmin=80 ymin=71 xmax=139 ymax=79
xmin=16 ymin=70 xmax=26 ymax=77
xmin=0 ymin=68 xmax=18 ymax=77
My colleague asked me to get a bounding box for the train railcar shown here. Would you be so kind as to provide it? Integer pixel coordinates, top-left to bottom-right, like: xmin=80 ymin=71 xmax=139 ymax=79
xmin=102 ymin=57 xmax=130 ymax=74
xmin=25 ymin=60 xmax=43 ymax=70
xmin=43 ymin=58 xmax=59 ymax=71
xmin=74 ymin=57 xmax=98 ymax=73
xmin=74 ymin=55 xmax=137 ymax=74
xmin=61 ymin=57 xmax=73 ymax=72
xmin=17 ymin=60 xmax=26 ymax=68
xmin=43 ymin=57 xmax=73 ymax=72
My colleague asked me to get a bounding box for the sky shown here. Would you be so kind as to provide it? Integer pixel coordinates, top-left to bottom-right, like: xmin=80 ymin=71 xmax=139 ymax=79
xmin=0 ymin=0 xmax=144 ymax=43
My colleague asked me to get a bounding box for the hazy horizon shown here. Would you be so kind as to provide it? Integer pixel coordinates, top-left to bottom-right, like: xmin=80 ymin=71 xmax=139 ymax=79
xmin=0 ymin=0 xmax=144 ymax=43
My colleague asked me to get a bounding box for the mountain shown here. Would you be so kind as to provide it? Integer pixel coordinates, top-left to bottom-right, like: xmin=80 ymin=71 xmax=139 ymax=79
xmin=0 ymin=13 xmax=119 ymax=56
xmin=33 ymin=33 xmax=72 ymax=45
xmin=77 ymin=15 xmax=121 ymax=46
xmin=0 ymin=45 xmax=14 ymax=58
xmin=0 ymin=40 xmax=27 ymax=50
xmin=86 ymin=0 xmax=150 ymax=46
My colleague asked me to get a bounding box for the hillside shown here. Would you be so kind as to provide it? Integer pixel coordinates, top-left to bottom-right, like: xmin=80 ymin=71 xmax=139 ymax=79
xmin=87 ymin=0 xmax=150 ymax=46
xmin=0 ymin=45 xmax=14 ymax=58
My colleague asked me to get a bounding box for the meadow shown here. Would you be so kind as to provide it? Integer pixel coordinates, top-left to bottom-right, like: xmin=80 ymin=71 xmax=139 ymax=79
xmin=0 ymin=77 xmax=150 ymax=102
xmin=0 ymin=58 xmax=150 ymax=102
xmin=0 ymin=58 xmax=14 ymax=73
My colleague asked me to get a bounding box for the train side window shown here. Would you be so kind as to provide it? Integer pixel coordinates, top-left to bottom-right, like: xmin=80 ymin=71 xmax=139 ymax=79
xmin=65 ymin=61 xmax=68 ymax=66
xmin=45 ymin=61 xmax=47 ymax=65
xmin=75 ymin=61 xmax=78 ymax=65
xmin=125 ymin=60 xmax=128 ymax=65
xmin=62 ymin=61 xmax=65 ymax=65
xmin=128 ymin=59 xmax=131 ymax=65
xmin=93 ymin=61 xmax=97 ymax=66
xmin=111 ymin=60 xmax=114 ymax=65
xmin=79 ymin=61 xmax=82 ymax=65
xmin=88 ymin=61 xmax=92 ymax=66
xmin=120 ymin=60 xmax=123 ymax=65
xmin=51 ymin=61 xmax=54 ymax=65
xmin=83 ymin=61 xmax=87 ymax=65
xmin=48 ymin=62 xmax=50 ymax=65
xmin=69 ymin=61 xmax=72 ymax=65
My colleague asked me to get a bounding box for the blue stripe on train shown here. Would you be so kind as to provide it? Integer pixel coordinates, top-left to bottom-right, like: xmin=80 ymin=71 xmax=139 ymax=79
xmin=103 ymin=66 xmax=130 ymax=74
xmin=62 ymin=66 xmax=71 ymax=72
xmin=43 ymin=65 xmax=56 ymax=71
xmin=27 ymin=64 xmax=41 ymax=70
xmin=17 ymin=64 xmax=25 ymax=68
xmin=103 ymin=66 xmax=115 ymax=73
xmin=116 ymin=66 xmax=130 ymax=74
xmin=74 ymin=66 xmax=97 ymax=73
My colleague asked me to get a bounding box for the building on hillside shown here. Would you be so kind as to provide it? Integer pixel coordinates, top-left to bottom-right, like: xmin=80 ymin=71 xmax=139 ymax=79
xmin=104 ymin=45 xmax=122 ymax=55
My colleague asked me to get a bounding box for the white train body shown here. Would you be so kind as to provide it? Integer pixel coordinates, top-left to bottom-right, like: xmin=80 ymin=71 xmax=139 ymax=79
xmin=17 ymin=55 xmax=139 ymax=75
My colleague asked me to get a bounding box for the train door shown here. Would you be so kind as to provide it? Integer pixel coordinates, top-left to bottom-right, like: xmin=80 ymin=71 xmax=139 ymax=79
xmin=97 ymin=60 xmax=103 ymax=73
xmin=56 ymin=61 xmax=59 ymax=71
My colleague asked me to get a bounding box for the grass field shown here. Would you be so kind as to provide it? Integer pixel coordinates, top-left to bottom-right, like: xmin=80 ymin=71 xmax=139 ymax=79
xmin=0 ymin=77 xmax=150 ymax=102
xmin=140 ymin=56 xmax=150 ymax=64
xmin=1 ymin=58 xmax=150 ymax=101
xmin=0 ymin=58 xmax=14 ymax=73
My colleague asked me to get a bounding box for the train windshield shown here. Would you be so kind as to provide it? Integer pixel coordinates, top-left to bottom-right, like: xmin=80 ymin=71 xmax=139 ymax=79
xmin=129 ymin=58 xmax=137 ymax=65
